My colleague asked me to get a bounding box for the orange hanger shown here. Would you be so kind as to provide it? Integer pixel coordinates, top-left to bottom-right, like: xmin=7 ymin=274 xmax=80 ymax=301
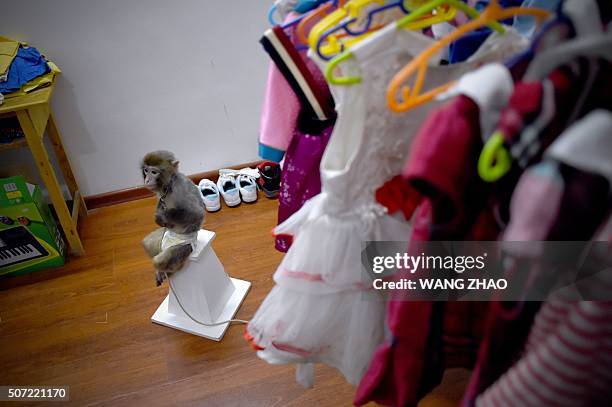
xmin=297 ymin=0 xmax=345 ymax=45
xmin=387 ymin=0 xmax=551 ymax=112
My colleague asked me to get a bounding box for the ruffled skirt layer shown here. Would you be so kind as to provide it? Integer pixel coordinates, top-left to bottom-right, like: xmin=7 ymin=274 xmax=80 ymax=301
xmin=247 ymin=193 xmax=411 ymax=386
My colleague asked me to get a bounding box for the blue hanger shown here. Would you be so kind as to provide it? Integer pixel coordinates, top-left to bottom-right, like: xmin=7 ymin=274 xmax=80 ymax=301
xmin=315 ymin=0 xmax=409 ymax=60
xmin=345 ymin=0 xmax=410 ymax=36
xmin=269 ymin=5 xmax=309 ymax=27
xmin=505 ymin=5 xmax=574 ymax=75
xmin=269 ymin=0 xmax=335 ymax=27
xmin=268 ymin=4 xmax=281 ymax=26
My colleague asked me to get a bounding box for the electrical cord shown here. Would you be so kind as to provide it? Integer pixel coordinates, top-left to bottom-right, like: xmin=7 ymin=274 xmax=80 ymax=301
xmin=164 ymin=272 xmax=249 ymax=326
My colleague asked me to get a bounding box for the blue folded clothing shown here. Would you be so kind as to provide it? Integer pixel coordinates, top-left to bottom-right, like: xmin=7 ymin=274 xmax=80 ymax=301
xmin=0 ymin=46 xmax=50 ymax=94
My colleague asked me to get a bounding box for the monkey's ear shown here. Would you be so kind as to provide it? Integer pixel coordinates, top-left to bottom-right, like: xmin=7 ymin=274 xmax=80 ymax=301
xmin=171 ymin=160 xmax=179 ymax=170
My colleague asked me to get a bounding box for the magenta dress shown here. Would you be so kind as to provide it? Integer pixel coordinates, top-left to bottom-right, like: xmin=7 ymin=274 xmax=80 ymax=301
xmin=259 ymin=20 xmax=335 ymax=252
xmin=276 ymin=124 xmax=333 ymax=251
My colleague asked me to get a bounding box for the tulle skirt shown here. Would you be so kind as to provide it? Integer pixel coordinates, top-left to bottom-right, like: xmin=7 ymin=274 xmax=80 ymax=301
xmin=247 ymin=192 xmax=411 ymax=385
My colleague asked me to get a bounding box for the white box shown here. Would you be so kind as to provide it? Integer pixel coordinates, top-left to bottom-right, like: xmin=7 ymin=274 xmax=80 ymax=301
xmin=151 ymin=230 xmax=251 ymax=341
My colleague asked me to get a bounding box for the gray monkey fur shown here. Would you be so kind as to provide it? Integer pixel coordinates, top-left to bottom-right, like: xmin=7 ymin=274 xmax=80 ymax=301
xmin=140 ymin=150 xmax=205 ymax=286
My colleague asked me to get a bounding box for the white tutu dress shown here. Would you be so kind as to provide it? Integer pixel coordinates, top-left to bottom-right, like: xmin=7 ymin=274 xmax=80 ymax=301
xmin=247 ymin=24 xmax=528 ymax=387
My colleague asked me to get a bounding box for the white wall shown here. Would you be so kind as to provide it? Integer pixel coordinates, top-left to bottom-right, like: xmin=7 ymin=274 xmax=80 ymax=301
xmin=1 ymin=0 xmax=270 ymax=196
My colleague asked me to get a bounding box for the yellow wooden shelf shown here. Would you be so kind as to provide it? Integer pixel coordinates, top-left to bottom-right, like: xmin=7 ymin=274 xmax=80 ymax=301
xmin=0 ymin=84 xmax=54 ymax=115
xmin=0 ymin=137 xmax=27 ymax=151
xmin=0 ymin=75 xmax=87 ymax=255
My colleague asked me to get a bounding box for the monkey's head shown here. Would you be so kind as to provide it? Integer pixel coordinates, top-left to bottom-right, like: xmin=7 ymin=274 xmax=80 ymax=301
xmin=141 ymin=150 xmax=179 ymax=192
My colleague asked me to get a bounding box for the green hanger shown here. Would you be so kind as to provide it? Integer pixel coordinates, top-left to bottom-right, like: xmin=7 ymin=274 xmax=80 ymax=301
xmin=478 ymin=131 xmax=512 ymax=182
xmin=396 ymin=0 xmax=504 ymax=32
xmin=324 ymin=0 xmax=505 ymax=86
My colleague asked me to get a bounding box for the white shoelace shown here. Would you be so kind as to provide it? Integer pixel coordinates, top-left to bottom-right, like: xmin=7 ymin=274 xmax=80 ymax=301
xmin=219 ymin=167 xmax=260 ymax=179
xmin=220 ymin=168 xmax=260 ymax=189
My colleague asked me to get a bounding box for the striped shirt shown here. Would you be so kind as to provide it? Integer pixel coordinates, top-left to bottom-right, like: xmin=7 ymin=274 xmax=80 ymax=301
xmin=476 ymin=300 xmax=612 ymax=407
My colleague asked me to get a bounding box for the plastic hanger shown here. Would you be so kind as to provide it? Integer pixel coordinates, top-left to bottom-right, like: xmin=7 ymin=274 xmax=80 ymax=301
xmin=478 ymin=131 xmax=512 ymax=182
xmin=319 ymin=30 xmax=381 ymax=57
xmin=268 ymin=1 xmax=337 ymax=52
xmin=308 ymin=0 xmax=422 ymax=60
xmin=478 ymin=30 xmax=612 ymax=182
xmin=396 ymin=0 xmax=505 ymax=32
xmin=524 ymin=30 xmax=612 ymax=81
xmin=313 ymin=0 xmax=445 ymax=60
xmin=323 ymin=8 xmax=455 ymax=85
xmin=315 ymin=0 xmax=417 ymax=60
xmin=343 ymin=0 xmax=411 ymax=36
xmin=308 ymin=0 xmax=387 ymax=53
xmin=386 ymin=0 xmax=550 ymax=112
xmin=269 ymin=0 xmax=334 ymax=29
xmin=269 ymin=1 xmax=321 ymax=26
xmin=297 ymin=0 xmax=341 ymax=45
xmin=268 ymin=3 xmax=282 ymax=26
xmin=324 ymin=0 xmax=501 ymax=86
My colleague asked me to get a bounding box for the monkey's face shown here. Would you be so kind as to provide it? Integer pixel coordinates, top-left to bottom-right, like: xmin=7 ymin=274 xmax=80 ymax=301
xmin=142 ymin=165 xmax=162 ymax=191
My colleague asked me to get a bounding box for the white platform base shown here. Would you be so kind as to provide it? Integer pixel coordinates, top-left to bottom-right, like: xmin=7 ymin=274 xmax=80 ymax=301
xmin=151 ymin=278 xmax=251 ymax=341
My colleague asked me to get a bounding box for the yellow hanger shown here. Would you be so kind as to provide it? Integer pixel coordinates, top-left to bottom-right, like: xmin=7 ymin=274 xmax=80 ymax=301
xmin=386 ymin=0 xmax=550 ymax=112
xmin=323 ymin=0 xmax=503 ymax=86
xmin=320 ymin=30 xmax=377 ymax=56
xmin=396 ymin=0 xmax=505 ymax=32
xmin=308 ymin=0 xmax=385 ymax=51
xmin=323 ymin=7 xmax=455 ymax=85
xmin=311 ymin=0 xmax=451 ymax=61
xmin=297 ymin=0 xmax=346 ymax=46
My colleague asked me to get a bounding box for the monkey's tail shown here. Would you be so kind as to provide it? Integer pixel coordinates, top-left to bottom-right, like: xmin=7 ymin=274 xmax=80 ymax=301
xmin=163 ymin=272 xmax=249 ymax=326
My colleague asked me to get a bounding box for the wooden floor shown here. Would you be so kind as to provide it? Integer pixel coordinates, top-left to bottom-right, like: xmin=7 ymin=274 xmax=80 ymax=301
xmin=0 ymin=195 xmax=468 ymax=406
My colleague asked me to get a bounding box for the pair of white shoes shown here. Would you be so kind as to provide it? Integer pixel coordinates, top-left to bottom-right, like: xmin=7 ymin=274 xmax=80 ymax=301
xmin=198 ymin=168 xmax=259 ymax=212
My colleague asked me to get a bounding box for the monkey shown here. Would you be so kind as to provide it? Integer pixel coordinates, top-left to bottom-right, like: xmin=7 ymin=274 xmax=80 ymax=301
xmin=140 ymin=150 xmax=205 ymax=286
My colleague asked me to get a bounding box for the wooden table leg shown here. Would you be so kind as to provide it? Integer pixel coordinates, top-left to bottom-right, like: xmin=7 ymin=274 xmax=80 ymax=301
xmin=46 ymin=112 xmax=88 ymax=218
xmin=17 ymin=108 xmax=85 ymax=255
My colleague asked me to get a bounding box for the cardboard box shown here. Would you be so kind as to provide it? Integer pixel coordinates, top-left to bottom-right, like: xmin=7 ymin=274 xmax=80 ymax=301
xmin=0 ymin=175 xmax=66 ymax=276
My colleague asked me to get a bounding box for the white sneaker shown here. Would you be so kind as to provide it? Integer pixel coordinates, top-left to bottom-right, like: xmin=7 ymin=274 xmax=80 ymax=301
xmin=198 ymin=179 xmax=221 ymax=212
xmin=217 ymin=174 xmax=241 ymax=207
xmin=219 ymin=168 xmax=260 ymax=203
xmin=237 ymin=173 xmax=259 ymax=203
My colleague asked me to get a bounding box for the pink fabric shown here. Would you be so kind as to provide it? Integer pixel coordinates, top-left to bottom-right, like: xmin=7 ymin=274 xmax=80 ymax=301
xmin=259 ymin=17 xmax=335 ymax=252
xmin=476 ymin=301 xmax=612 ymax=407
xmin=259 ymin=62 xmax=302 ymax=153
xmin=277 ymin=269 xmax=324 ymax=282
xmin=463 ymin=163 xmax=611 ymax=406
xmin=503 ymin=163 xmax=564 ymax=241
xmin=356 ymin=95 xmax=495 ymax=407
xmin=354 ymin=301 xmax=434 ymax=406
xmin=258 ymin=14 xmax=332 ymax=156
xmin=403 ymin=95 xmax=482 ymax=224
